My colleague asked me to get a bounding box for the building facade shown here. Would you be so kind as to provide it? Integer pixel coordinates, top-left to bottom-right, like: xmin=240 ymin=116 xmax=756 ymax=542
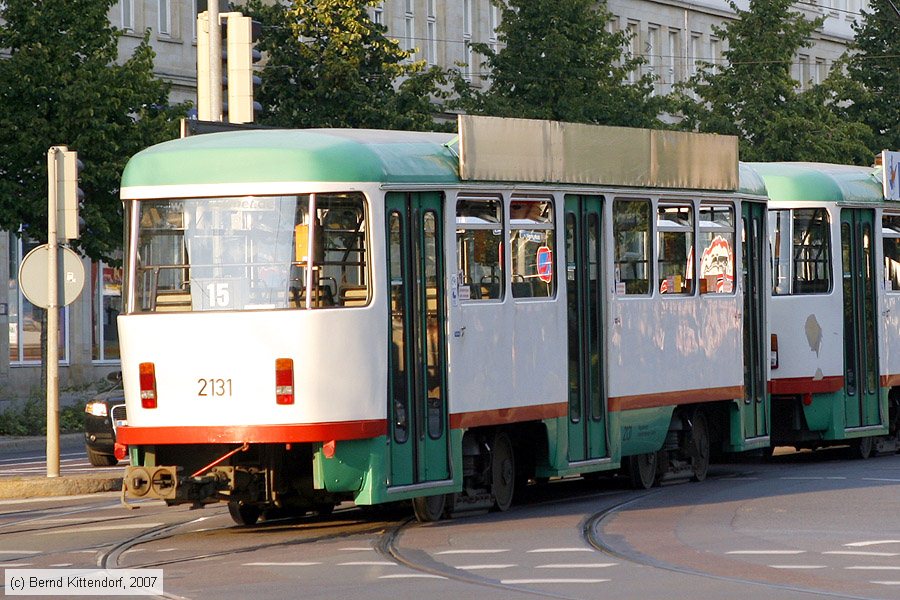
xmin=0 ymin=0 xmax=869 ymax=397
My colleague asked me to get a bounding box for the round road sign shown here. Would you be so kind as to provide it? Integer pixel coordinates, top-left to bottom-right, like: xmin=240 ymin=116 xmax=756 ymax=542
xmin=18 ymin=244 xmax=86 ymax=308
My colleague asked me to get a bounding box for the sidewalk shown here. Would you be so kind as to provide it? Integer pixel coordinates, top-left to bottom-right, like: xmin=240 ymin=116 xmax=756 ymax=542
xmin=0 ymin=433 xmax=123 ymax=500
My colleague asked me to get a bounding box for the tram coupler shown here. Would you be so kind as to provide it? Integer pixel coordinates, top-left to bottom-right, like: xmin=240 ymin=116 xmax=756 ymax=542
xmin=122 ymin=465 xmax=234 ymax=505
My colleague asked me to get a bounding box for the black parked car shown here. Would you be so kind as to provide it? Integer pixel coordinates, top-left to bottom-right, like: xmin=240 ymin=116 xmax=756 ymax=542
xmin=83 ymin=378 xmax=127 ymax=467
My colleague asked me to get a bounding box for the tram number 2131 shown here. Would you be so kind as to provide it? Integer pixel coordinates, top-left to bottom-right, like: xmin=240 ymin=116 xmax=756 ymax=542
xmin=198 ymin=378 xmax=233 ymax=397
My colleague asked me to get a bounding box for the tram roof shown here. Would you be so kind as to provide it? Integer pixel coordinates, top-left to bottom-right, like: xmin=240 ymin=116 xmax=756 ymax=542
xmin=121 ymin=122 xmax=759 ymax=197
xmin=121 ymin=129 xmax=462 ymax=189
xmin=747 ymin=162 xmax=885 ymax=204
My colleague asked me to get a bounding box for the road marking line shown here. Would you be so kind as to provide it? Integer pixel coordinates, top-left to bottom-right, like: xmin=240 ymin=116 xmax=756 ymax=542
xmin=49 ymin=563 xmax=72 ymax=567
xmin=727 ymin=550 xmax=805 ymax=555
xmin=846 ymin=566 xmax=900 ymax=570
xmin=536 ymin=563 xmax=617 ymax=569
xmin=243 ymin=562 xmax=321 ymax=566
xmin=527 ymin=548 xmax=593 ymax=553
xmin=0 ymin=564 xmax=32 ymax=567
xmin=379 ymin=574 xmax=447 ymax=579
xmin=37 ymin=523 xmax=164 ymax=535
xmin=0 ymin=551 xmax=40 ymax=555
xmin=824 ymin=551 xmax=898 ymax=557
xmin=769 ymin=565 xmax=827 ymax=570
xmin=501 ymin=578 xmax=610 ymax=584
xmin=436 ymin=549 xmax=508 ymax=555
xmin=871 ymin=581 xmax=900 ymax=586
xmin=340 ymin=547 xmax=374 ymax=551
xmin=862 ymin=478 xmax=900 ymax=483
xmin=338 ymin=561 xmax=396 ymax=566
xmin=845 ymin=540 xmax=900 ymax=547
xmin=457 ymin=564 xmax=517 ymax=570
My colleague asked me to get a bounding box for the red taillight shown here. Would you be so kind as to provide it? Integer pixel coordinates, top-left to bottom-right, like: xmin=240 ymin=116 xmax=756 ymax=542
xmin=139 ymin=362 xmax=158 ymax=409
xmin=770 ymin=334 xmax=779 ymax=370
xmin=275 ymin=358 xmax=294 ymax=405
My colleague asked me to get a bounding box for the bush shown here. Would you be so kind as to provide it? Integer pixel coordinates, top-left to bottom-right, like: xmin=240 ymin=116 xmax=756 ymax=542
xmin=0 ymin=399 xmax=88 ymax=436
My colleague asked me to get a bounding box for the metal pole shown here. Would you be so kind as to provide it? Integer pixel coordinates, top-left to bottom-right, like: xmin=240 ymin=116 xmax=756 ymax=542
xmin=46 ymin=148 xmax=60 ymax=478
xmin=209 ymin=0 xmax=223 ymax=122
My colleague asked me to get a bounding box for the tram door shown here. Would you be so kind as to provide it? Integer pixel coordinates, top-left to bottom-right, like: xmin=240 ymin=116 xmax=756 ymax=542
xmin=564 ymin=195 xmax=608 ymax=462
xmin=741 ymin=201 xmax=769 ymax=439
xmin=840 ymin=209 xmax=880 ymax=429
xmin=385 ymin=192 xmax=450 ymax=488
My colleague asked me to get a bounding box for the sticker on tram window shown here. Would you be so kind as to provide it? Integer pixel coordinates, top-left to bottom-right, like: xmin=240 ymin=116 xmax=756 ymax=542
xmin=191 ymin=278 xmax=247 ymax=310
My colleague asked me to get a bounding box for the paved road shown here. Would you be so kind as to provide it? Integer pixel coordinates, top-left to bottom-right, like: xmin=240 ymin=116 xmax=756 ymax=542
xmin=1 ymin=450 xmax=898 ymax=600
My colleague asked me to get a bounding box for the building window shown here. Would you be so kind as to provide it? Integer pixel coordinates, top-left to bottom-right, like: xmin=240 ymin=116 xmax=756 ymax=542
xmin=709 ymin=36 xmax=721 ymax=73
xmin=489 ymin=2 xmax=499 ymax=54
xmin=463 ymin=0 xmax=473 ymax=81
xmin=666 ymin=29 xmax=679 ymax=87
xmin=8 ymin=234 xmax=68 ymax=364
xmin=405 ymin=0 xmax=415 ymax=56
xmin=626 ymin=21 xmax=640 ymax=83
xmin=373 ymin=2 xmax=384 ymax=25
xmin=92 ymin=263 xmax=122 ymax=362
xmin=426 ymin=0 xmax=437 ymax=66
xmin=121 ymin=0 xmax=134 ymax=33
xmin=158 ymin=0 xmax=170 ymax=36
xmin=647 ymin=24 xmax=660 ymax=93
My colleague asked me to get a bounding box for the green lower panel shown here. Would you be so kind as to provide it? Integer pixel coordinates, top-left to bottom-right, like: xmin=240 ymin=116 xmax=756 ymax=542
xmin=802 ymin=389 xmax=889 ymax=439
xmin=619 ymin=407 xmax=673 ymax=457
xmin=726 ymin=399 xmax=771 ymax=452
xmin=313 ymin=432 xmax=462 ymax=506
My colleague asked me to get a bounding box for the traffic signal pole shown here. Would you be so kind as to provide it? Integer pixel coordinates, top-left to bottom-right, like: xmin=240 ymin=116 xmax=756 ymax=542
xmin=46 ymin=148 xmax=61 ymax=478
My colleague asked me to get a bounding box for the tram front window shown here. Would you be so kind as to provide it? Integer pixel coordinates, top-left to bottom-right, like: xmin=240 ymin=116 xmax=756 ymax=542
xmin=128 ymin=193 xmax=369 ymax=313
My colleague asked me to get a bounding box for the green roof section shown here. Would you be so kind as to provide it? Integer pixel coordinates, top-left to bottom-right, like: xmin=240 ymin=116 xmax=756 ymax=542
xmin=746 ymin=162 xmax=884 ymax=204
xmin=121 ymin=129 xmax=462 ymax=188
xmin=737 ymin=163 xmax=768 ymax=197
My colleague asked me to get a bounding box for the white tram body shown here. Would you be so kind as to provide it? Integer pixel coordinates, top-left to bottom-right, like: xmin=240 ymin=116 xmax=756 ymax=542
xmin=750 ymin=161 xmax=900 ymax=453
xmin=118 ymin=117 xmax=769 ymax=521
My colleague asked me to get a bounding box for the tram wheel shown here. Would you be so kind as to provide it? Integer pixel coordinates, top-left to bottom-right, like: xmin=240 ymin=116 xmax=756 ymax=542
xmin=228 ymin=501 xmax=261 ymax=526
xmin=627 ymin=452 xmax=658 ymax=490
xmin=491 ymin=431 xmax=516 ymax=511
xmin=690 ymin=410 xmax=711 ymax=482
xmin=852 ymin=436 xmax=874 ymax=460
xmin=412 ymin=494 xmax=446 ymax=523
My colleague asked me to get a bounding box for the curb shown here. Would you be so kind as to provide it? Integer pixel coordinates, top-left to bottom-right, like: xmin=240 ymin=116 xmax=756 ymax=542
xmin=0 ymin=433 xmax=85 ymax=452
xmin=0 ymin=474 xmax=122 ymax=499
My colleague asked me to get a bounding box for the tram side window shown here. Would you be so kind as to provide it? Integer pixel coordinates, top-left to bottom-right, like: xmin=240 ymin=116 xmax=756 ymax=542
xmin=614 ymin=199 xmax=651 ymax=295
xmin=657 ymin=204 xmax=694 ymax=295
xmin=768 ymin=208 xmax=831 ymax=295
xmin=509 ymin=198 xmax=555 ymax=298
xmin=698 ymin=204 xmax=735 ymax=294
xmin=456 ymin=197 xmax=503 ymax=301
xmin=884 ymin=214 xmax=900 ymax=292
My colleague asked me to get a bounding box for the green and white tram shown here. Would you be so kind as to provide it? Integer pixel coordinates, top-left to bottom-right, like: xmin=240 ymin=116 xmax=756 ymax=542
xmin=118 ymin=116 xmax=770 ymax=523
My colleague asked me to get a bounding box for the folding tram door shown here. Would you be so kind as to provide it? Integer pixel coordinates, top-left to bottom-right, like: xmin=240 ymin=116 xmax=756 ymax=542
xmin=840 ymin=208 xmax=881 ymax=430
xmin=564 ymin=195 xmax=609 ymax=463
xmin=741 ymin=200 xmax=769 ymax=439
xmin=385 ymin=192 xmax=451 ymax=491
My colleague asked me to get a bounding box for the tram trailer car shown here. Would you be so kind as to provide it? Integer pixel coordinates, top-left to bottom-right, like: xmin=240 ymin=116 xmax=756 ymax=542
xmin=118 ymin=116 xmax=771 ymax=524
xmin=749 ymin=160 xmax=900 ymax=457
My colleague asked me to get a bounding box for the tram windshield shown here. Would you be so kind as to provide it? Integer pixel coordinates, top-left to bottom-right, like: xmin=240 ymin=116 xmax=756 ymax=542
xmin=126 ymin=193 xmax=369 ymax=313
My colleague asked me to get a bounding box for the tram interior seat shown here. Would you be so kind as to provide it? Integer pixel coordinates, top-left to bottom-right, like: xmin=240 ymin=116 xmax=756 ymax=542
xmin=340 ymin=286 xmax=369 ymax=306
xmin=291 ymin=285 xmax=334 ymax=307
xmin=154 ymin=290 xmax=192 ymax=312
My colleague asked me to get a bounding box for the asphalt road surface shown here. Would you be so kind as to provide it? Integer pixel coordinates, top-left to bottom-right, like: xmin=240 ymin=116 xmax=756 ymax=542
xmin=1 ymin=448 xmax=899 ymax=600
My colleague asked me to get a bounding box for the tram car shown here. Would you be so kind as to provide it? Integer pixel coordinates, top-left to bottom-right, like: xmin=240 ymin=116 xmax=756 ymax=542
xmin=748 ymin=159 xmax=900 ymax=457
xmin=118 ymin=116 xmax=771 ymax=524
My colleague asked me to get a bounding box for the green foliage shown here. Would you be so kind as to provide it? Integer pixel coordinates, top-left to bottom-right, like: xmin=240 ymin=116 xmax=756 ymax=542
xmin=0 ymin=0 xmax=188 ymax=262
xmin=0 ymin=399 xmax=86 ymax=436
xmin=244 ymin=0 xmax=450 ymax=130
xmin=673 ymin=0 xmax=872 ymax=164
xmin=451 ymin=0 xmax=664 ymax=128
xmin=834 ymin=0 xmax=900 ymax=153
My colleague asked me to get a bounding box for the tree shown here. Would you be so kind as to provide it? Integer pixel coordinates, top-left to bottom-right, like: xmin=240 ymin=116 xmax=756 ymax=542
xmin=244 ymin=0 xmax=450 ymax=130
xmin=836 ymin=0 xmax=900 ymax=153
xmin=0 ymin=0 xmax=186 ymax=262
xmin=451 ymin=0 xmax=664 ymax=128
xmin=674 ymin=0 xmax=872 ymax=164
